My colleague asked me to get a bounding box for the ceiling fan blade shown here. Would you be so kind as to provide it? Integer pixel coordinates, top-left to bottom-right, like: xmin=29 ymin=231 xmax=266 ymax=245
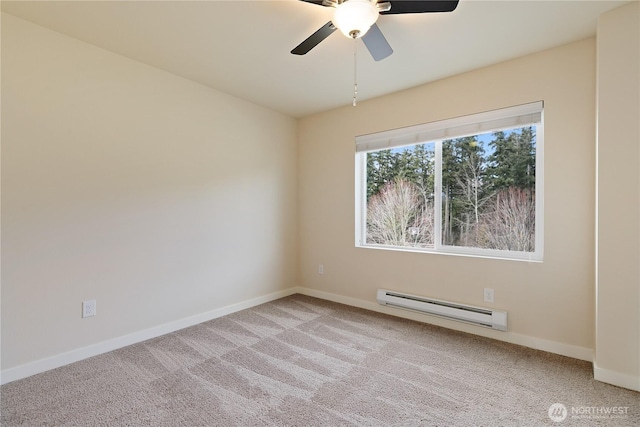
xmin=291 ymin=21 xmax=337 ymax=55
xmin=382 ymin=0 xmax=459 ymax=15
xmin=297 ymin=0 xmax=329 ymax=6
xmin=362 ymin=23 xmax=393 ymax=61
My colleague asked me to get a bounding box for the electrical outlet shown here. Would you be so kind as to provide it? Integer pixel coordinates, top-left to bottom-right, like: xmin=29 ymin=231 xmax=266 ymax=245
xmin=82 ymin=300 xmax=96 ymax=318
xmin=318 ymin=264 xmax=324 ymax=275
xmin=483 ymin=288 xmax=494 ymax=303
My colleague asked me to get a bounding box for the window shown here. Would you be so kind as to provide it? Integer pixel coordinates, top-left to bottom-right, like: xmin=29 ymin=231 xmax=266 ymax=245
xmin=355 ymin=101 xmax=543 ymax=261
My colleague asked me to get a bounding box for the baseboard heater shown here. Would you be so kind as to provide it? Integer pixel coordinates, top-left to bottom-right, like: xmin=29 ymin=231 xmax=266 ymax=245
xmin=377 ymin=289 xmax=507 ymax=331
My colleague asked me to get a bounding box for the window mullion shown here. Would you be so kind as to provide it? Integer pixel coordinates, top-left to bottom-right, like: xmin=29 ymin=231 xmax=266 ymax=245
xmin=434 ymin=140 xmax=443 ymax=250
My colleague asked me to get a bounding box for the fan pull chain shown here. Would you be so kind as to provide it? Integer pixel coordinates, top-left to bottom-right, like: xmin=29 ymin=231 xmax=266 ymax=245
xmin=353 ymin=37 xmax=358 ymax=107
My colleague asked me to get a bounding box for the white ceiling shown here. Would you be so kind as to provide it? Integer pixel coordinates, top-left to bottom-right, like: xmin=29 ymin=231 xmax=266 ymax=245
xmin=1 ymin=0 xmax=629 ymax=118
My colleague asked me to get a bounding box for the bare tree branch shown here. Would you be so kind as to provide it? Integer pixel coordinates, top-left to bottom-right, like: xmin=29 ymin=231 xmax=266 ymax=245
xmin=366 ymin=179 xmax=434 ymax=248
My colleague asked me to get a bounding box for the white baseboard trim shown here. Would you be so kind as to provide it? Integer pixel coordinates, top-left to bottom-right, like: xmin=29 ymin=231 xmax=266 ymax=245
xmin=4 ymin=286 xmax=618 ymax=388
xmin=0 ymin=288 xmax=297 ymax=385
xmin=593 ymin=363 xmax=640 ymax=392
xmin=293 ymin=286 xmax=594 ymax=362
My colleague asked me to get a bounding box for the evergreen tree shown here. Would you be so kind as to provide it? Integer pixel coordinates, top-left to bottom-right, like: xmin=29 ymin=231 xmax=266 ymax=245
xmin=441 ymin=139 xmax=458 ymax=245
xmin=400 ymin=144 xmax=434 ymax=204
xmin=486 ymin=127 xmax=536 ymax=191
xmin=366 ymin=145 xmax=435 ymax=202
xmin=366 ymin=149 xmax=396 ymax=200
xmin=441 ymin=136 xmax=490 ymax=246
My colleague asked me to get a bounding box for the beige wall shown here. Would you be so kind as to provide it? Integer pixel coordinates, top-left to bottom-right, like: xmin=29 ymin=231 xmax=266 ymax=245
xmin=299 ymin=39 xmax=597 ymax=356
xmin=595 ymin=1 xmax=640 ymax=390
xmin=1 ymin=13 xmax=298 ymax=370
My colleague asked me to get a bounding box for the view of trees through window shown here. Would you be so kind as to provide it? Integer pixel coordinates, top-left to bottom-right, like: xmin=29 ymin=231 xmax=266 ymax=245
xmin=365 ymin=126 xmax=536 ymax=253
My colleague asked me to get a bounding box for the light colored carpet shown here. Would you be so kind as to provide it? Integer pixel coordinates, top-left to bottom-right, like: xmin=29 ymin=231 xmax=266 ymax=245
xmin=1 ymin=294 xmax=638 ymax=426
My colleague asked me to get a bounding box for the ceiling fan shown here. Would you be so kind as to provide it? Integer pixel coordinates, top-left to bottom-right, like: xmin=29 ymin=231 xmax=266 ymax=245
xmin=291 ymin=0 xmax=460 ymax=61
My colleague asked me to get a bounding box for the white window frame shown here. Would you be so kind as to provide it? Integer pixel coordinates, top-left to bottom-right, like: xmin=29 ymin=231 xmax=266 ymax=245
xmin=355 ymin=101 xmax=544 ymax=262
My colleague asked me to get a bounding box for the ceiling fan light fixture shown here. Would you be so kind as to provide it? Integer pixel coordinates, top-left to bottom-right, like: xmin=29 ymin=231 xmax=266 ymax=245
xmin=332 ymin=0 xmax=379 ymax=39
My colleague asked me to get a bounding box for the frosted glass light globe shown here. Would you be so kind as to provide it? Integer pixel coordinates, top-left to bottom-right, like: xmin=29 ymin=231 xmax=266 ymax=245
xmin=332 ymin=0 xmax=379 ymax=39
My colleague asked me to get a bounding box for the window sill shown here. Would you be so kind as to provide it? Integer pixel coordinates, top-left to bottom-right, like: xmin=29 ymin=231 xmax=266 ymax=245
xmin=356 ymin=243 xmax=543 ymax=263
